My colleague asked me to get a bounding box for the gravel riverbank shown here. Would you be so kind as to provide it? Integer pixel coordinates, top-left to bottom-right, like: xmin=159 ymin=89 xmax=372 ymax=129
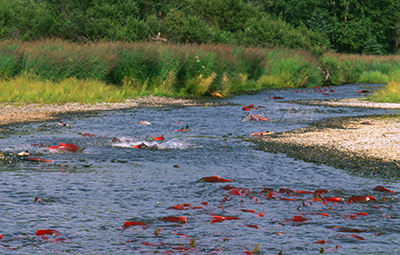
xmin=0 ymin=96 xmax=222 ymax=128
xmin=254 ymin=98 xmax=400 ymax=177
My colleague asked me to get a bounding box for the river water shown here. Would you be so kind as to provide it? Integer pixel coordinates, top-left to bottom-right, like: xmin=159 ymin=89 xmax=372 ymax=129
xmin=1 ymin=84 xmax=400 ymax=254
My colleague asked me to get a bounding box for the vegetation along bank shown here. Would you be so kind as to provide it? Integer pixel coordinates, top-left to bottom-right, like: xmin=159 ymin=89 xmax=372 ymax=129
xmin=0 ymin=1 xmax=400 ymax=103
xmin=2 ymin=40 xmax=400 ymax=104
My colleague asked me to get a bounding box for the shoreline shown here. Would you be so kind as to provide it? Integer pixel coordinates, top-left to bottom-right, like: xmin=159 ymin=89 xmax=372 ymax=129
xmin=1 ymin=97 xmax=400 ymax=176
xmin=292 ymin=97 xmax=400 ymax=109
xmin=254 ymin=114 xmax=400 ymax=177
xmin=0 ymin=96 xmax=226 ymax=128
xmin=253 ymin=97 xmax=400 ymax=177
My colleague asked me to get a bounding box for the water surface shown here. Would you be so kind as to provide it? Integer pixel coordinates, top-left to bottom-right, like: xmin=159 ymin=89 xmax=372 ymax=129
xmin=1 ymin=84 xmax=399 ymax=254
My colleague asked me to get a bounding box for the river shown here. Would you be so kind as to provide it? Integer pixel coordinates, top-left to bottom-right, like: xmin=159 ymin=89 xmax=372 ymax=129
xmin=0 ymin=84 xmax=399 ymax=254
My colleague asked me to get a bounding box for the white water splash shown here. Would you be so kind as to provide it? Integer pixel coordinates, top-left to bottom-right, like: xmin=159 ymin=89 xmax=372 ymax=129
xmin=5 ymin=144 xmax=49 ymax=154
xmin=111 ymin=137 xmax=192 ymax=150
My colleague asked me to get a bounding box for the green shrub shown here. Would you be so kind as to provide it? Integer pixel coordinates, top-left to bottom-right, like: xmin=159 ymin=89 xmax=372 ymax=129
xmin=320 ymin=53 xmax=342 ymax=85
xmin=359 ymin=71 xmax=389 ymax=84
xmin=0 ymin=49 xmax=21 ymax=78
xmin=225 ymin=73 xmax=259 ymax=93
xmin=232 ymin=47 xmax=265 ymax=80
xmin=262 ymin=49 xmax=321 ymax=88
xmin=7 ymin=39 xmax=400 ymax=103
xmin=387 ymin=67 xmax=400 ymax=82
xmin=322 ymin=53 xmax=400 ymax=85
xmin=257 ymin=74 xmax=284 ymax=89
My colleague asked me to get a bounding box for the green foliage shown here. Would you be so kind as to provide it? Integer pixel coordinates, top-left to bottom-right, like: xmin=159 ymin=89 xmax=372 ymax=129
xmin=0 ymin=45 xmax=21 ymax=78
xmin=341 ymin=60 xmax=364 ymax=84
xmin=307 ymin=11 xmax=332 ymax=36
xmin=4 ymin=39 xmax=400 ymax=104
xmin=321 ymin=53 xmax=364 ymax=85
xmin=224 ymin=73 xmax=259 ymax=94
xmin=261 ymin=49 xmax=321 ymax=88
xmin=191 ymin=0 xmax=255 ymax=33
xmin=109 ymin=44 xmax=155 ymax=85
xmin=20 ymin=40 xmax=115 ymax=81
xmin=161 ymin=9 xmax=212 ymax=43
xmin=0 ymin=0 xmax=398 ymax=54
xmin=0 ymin=76 xmax=137 ymax=103
xmin=0 ymin=0 xmax=18 ymax=38
xmin=387 ymin=66 xmax=400 ymax=82
xmin=320 ymin=54 xmax=342 ymax=84
xmin=368 ymin=81 xmax=400 ymax=103
xmin=237 ymin=14 xmax=329 ymax=54
xmin=321 ymin=53 xmax=400 ymax=85
xmin=232 ymin=47 xmax=265 ymax=80
xmin=359 ymin=71 xmax=389 ymax=84
xmin=362 ymin=34 xmax=384 ymax=55
xmin=262 ymin=0 xmax=400 ymax=54
xmin=363 ymin=59 xmax=393 ymax=74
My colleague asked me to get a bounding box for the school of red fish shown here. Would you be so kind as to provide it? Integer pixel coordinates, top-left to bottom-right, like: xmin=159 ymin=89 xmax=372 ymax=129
xmin=7 ymin=91 xmax=396 ymax=254
xmin=1 ymin=172 xmax=395 ymax=253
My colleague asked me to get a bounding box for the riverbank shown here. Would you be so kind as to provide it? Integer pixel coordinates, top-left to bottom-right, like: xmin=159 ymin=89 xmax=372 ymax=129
xmin=254 ymin=98 xmax=400 ymax=177
xmin=0 ymin=96 xmax=222 ymax=128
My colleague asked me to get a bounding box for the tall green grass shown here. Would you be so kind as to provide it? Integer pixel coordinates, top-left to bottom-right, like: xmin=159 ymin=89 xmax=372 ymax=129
xmin=258 ymin=48 xmax=320 ymax=88
xmin=0 ymin=40 xmax=325 ymax=101
xmin=2 ymin=39 xmax=400 ymax=104
xmin=0 ymin=76 xmax=136 ymax=104
xmin=321 ymin=52 xmax=400 ymax=85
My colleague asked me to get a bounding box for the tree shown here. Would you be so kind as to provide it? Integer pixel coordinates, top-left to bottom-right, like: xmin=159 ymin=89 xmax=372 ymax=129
xmin=362 ymin=33 xmax=383 ymax=55
xmin=190 ymin=0 xmax=256 ymax=33
xmin=161 ymin=8 xmax=212 ymax=43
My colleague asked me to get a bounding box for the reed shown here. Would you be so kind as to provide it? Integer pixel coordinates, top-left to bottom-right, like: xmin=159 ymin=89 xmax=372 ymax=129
xmin=20 ymin=39 xmax=116 ymax=81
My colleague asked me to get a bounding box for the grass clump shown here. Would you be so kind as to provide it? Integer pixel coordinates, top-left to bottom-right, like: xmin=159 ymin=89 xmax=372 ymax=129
xmin=368 ymin=81 xmax=400 ymax=103
xmin=359 ymin=71 xmax=389 ymax=84
xmin=20 ymin=40 xmax=115 ymax=81
xmin=0 ymin=76 xmax=136 ymax=104
xmin=322 ymin=52 xmax=400 ymax=85
xmin=258 ymin=48 xmax=320 ymax=89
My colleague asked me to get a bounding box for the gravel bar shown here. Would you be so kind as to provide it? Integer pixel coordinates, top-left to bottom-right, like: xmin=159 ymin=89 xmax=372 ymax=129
xmin=254 ymin=98 xmax=400 ymax=177
xmin=0 ymin=96 xmax=226 ymax=128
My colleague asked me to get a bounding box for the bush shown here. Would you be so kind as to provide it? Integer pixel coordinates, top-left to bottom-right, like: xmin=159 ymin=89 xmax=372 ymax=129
xmin=0 ymin=48 xmax=21 ymax=79
xmin=359 ymin=71 xmax=389 ymax=84
xmin=232 ymin=47 xmax=265 ymax=80
xmin=261 ymin=48 xmax=321 ymax=88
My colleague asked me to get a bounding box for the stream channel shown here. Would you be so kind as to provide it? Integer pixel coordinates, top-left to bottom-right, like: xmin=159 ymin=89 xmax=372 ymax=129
xmin=1 ymin=84 xmax=400 ymax=254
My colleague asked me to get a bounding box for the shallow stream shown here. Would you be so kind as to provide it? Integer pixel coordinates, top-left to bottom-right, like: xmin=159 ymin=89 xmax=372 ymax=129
xmin=1 ymin=84 xmax=400 ymax=254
